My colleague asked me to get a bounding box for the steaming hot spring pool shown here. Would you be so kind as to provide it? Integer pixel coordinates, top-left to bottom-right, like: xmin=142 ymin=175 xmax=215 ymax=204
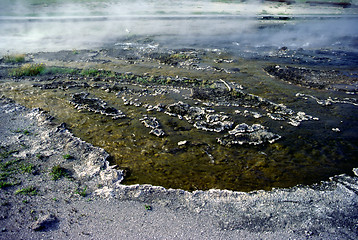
xmin=0 ymin=0 xmax=357 ymax=191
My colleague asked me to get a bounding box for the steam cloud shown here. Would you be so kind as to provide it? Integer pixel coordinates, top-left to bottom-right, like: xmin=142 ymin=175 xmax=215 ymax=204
xmin=0 ymin=0 xmax=357 ymax=54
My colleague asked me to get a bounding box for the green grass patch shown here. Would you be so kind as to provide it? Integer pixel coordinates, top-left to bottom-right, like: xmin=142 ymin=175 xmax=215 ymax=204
xmin=62 ymin=154 xmax=73 ymax=160
xmin=9 ymin=63 xmax=46 ymax=77
xmin=0 ymin=159 xmax=21 ymax=172
xmin=0 ymin=181 xmax=17 ymax=189
xmin=40 ymin=66 xmax=77 ymax=75
xmin=14 ymin=129 xmax=31 ymax=135
xmin=3 ymin=54 xmax=26 ymax=63
xmin=50 ymin=165 xmax=69 ymax=180
xmin=0 ymin=172 xmax=10 ymax=181
xmin=20 ymin=163 xmax=34 ymax=174
xmin=80 ymin=68 xmax=100 ymax=77
xmin=144 ymin=204 xmax=152 ymax=211
xmin=170 ymin=53 xmax=191 ymax=60
xmin=75 ymin=186 xmax=87 ymax=197
xmin=15 ymin=186 xmax=37 ymax=196
xmin=0 ymin=148 xmax=18 ymax=159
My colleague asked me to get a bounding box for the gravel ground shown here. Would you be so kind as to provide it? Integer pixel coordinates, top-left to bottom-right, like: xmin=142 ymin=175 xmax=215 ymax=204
xmin=0 ymin=97 xmax=357 ymax=240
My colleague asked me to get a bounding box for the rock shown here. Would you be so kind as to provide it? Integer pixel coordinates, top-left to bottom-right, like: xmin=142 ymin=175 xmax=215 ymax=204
xmin=140 ymin=115 xmax=161 ymax=129
xmin=235 ymin=110 xmax=262 ymax=119
xmin=100 ymin=163 xmax=124 ymax=185
xmin=178 ymin=140 xmax=188 ymax=146
xmin=353 ymin=168 xmax=358 ymax=177
xmin=264 ymin=65 xmax=358 ymax=93
xmin=191 ymin=87 xmax=318 ymax=127
xmin=194 ymin=120 xmax=233 ymax=133
xmin=166 ymin=101 xmax=234 ymax=132
xmin=296 ymin=93 xmax=358 ymax=107
xmin=150 ymin=128 xmax=166 ymax=137
xmin=33 ymin=80 xmax=90 ymax=90
xmin=69 ymin=92 xmax=125 ymax=119
xmin=95 ymin=186 xmax=115 ymax=198
xmin=229 ymin=123 xmax=264 ymax=134
xmin=166 ymin=101 xmax=191 ymax=116
xmin=31 ymin=214 xmax=58 ymax=231
xmin=218 ymin=123 xmax=281 ymax=146
xmin=288 ymin=111 xmax=318 ymax=127
xmin=140 ymin=115 xmax=166 ymax=137
xmin=74 ymin=152 xmax=106 ymax=178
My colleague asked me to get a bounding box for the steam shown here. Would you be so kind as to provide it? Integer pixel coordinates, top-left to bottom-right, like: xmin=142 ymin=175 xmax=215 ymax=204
xmin=0 ymin=0 xmax=357 ymax=55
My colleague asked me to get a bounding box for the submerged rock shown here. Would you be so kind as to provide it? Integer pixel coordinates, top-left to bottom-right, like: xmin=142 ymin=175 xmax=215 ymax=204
xmin=193 ymin=113 xmax=233 ymax=132
xmin=296 ymin=93 xmax=358 ymax=107
xmin=69 ymin=92 xmax=125 ymax=119
xmin=165 ymin=101 xmax=234 ymax=132
xmin=140 ymin=115 xmax=165 ymax=137
xmin=217 ymin=123 xmax=281 ymax=146
xmin=192 ymin=87 xmax=318 ymax=126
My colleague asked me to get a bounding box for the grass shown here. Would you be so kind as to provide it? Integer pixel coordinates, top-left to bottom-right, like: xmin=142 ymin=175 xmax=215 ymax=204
xmin=3 ymin=54 xmax=26 ymax=63
xmin=0 ymin=181 xmax=17 ymax=189
xmin=80 ymin=68 xmax=100 ymax=77
xmin=75 ymin=186 xmax=87 ymax=197
xmin=0 ymin=158 xmax=32 ymax=188
xmin=15 ymin=186 xmax=37 ymax=196
xmin=144 ymin=205 xmax=152 ymax=211
xmin=20 ymin=163 xmax=34 ymax=174
xmin=62 ymin=154 xmax=73 ymax=160
xmin=0 ymin=148 xmax=18 ymax=159
xmin=50 ymin=165 xmax=69 ymax=180
xmin=170 ymin=53 xmax=191 ymax=60
xmin=14 ymin=129 xmax=31 ymax=135
xmin=0 ymin=172 xmax=10 ymax=181
xmin=9 ymin=63 xmax=46 ymax=77
xmin=9 ymin=64 xmax=78 ymax=77
xmin=40 ymin=66 xmax=77 ymax=75
xmin=0 ymin=159 xmax=21 ymax=172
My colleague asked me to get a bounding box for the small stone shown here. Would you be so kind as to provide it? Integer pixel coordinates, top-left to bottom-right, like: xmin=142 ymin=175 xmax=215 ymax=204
xmin=178 ymin=140 xmax=188 ymax=146
xmin=150 ymin=128 xmax=165 ymax=137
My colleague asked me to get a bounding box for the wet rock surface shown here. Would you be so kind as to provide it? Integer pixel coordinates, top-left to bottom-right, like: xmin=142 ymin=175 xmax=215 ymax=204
xmin=69 ymin=92 xmax=125 ymax=119
xmin=191 ymin=87 xmax=319 ymax=127
xmin=218 ymin=123 xmax=281 ymax=146
xmin=296 ymin=92 xmax=358 ymax=106
xmin=265 ymin=65 xmax=358 ymax=92
xmin=140 ymin=115 xmax=165 ymax=137
xmin=33 ymin=80 xmax=90 ymax=90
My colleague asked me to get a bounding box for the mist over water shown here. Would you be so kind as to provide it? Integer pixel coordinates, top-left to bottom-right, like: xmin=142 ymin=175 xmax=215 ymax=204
xmin=1 ymin=0 xmax=358 ymax=57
